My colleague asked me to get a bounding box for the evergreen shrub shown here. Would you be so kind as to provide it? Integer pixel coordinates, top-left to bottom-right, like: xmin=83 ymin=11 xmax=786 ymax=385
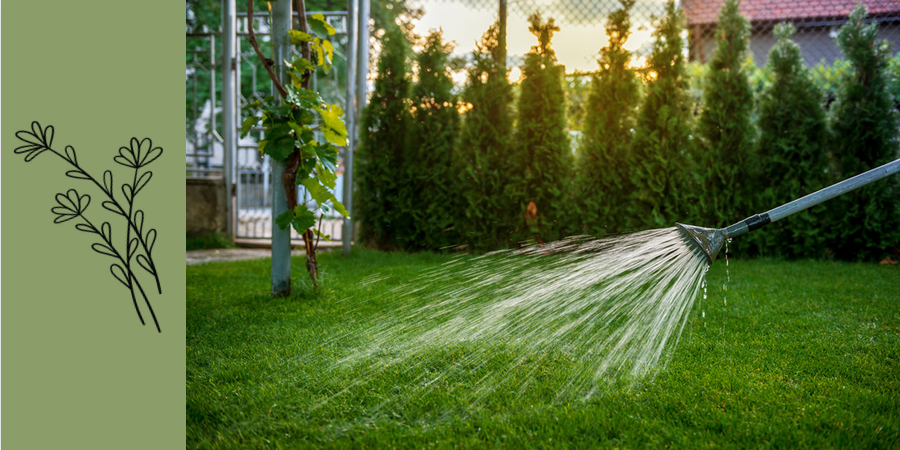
xmin=826 ymin=4 xmax=900 ymax=261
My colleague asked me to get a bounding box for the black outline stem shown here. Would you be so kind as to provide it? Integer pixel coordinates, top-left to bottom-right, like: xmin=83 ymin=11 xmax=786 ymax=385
xmin=51 ymin=148 xmax=162 ymax=294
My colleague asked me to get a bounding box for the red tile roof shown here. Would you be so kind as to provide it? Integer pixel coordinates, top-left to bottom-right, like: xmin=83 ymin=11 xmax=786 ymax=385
xmin=682 ymin=0 xmax=900 ymax=26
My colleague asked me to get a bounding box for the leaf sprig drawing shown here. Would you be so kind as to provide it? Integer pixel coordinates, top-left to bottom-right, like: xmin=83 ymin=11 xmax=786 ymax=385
xmin=15 ymin=121 xmax=163 ymax=332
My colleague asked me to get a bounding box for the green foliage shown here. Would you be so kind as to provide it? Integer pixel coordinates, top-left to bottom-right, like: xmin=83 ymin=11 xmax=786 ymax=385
xmin=186 ymin=232 xmax=234 ymax=251
xmin=509 ymin=13 xmax=573 ymax=243
xmin=628 ymin=0 xmax=693 ymax=230
xmin=458 ymin=21 xmax=516 ymax=251
xmin=697 ymin=0 xmax=755 ymax=235
xmin=826 ymin=4 xmax=900 ymax=261
xmin=356 ymin=25 xmax=414 ymax=249
xmin=405 ymin=30 xmax=461 ymax=250
xmin=241 ymin=18 xmax=350 ymax=235
xmin=575 ymin=0 xmax=641 ymax=236
xmin=754 ymin=23 xmax=829 ymax=259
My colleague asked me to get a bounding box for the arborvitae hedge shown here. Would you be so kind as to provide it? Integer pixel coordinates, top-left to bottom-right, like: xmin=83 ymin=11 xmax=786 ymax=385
xmin=628 ymin=0 xmax=693 ymax=230
xmin=827 ymin=4 xmax=900 ymax=260
xmin=754 ymin=23 xmax=829 ymax=259
xmin=406 ymin=30 xmax=460 ymax=250
xmin=698 ymin=0 xmax=755 ymax=233
xmin=355 ymin=25 xmax=413 ymax=249
xmin=576 ymin=0 xmax=641 ymax=236
xmin=458 ymin=21 xmax=515 ymax=251
xmin=509 ymin=13 xmax=573 ymax=244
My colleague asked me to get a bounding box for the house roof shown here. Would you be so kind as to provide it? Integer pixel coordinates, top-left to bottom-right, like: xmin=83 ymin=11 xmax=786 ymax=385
xmin=682 ymin=0 xmax=900 ymax=26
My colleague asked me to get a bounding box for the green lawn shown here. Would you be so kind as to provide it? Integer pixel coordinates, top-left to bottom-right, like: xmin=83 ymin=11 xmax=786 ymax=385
xmin=187 ymin=249 xmax=899 ymax=449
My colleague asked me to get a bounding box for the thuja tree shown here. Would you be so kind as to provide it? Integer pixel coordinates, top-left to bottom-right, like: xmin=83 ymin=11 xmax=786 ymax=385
xmin=627 ymin=0 xmax=692 ymax=230
xmin=576 ymin=0 xmax=640 ymax=236
xmin=697 ymin=0 xmax=755 ymax=232
xmin=755 ymin=23 xmax=828 ymax=258
xmin=827 ymin=4 xmax=900 ymax=261
xmin=510 ymin=13 xmax=572 ymax=244
xmin=405 ymin=30 xmax=460 ymax=250
xmin=355 ymin=24 xmax=414 ymax=249
xmin=458 ymin=20 xmax=515 ymax=251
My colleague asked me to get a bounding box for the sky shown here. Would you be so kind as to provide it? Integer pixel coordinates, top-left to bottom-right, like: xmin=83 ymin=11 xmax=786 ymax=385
xmin=410 ymin=0 xmax=663 ymax=75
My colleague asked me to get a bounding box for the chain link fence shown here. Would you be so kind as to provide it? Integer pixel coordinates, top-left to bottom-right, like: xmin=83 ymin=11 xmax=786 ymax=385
xmin=413 ymin=0 xmax=900 ymax=74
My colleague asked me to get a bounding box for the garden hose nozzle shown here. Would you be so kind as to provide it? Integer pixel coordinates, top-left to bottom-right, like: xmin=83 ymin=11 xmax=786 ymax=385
xmin=677 ymin=158 xmax=900 ymax=264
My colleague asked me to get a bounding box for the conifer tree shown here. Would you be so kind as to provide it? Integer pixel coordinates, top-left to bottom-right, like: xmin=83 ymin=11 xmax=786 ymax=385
xmin=628 ymin=0 xmax=692 ymax=230
xmin=755 ymin=23 xmax=828 ymax=258
xmin=510 ymin=13 xmax=572 ymax=244
xmin=576 ymin=0 xmax=640 ymax=236
xmin=827 ymin=4 xmax=900 ymax=260
xmin=697 ymin=0 xmax=754 ymax=230
xmin=458 ymin=21 xmax=515 ymax=250
xmin=406 ymin=30 xmax=460 ymax=250
xmin=355 ymin=25 xmax=413 ymax=249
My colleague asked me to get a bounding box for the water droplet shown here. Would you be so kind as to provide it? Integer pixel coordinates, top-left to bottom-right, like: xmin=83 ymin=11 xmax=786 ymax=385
xmin=702 ymin=310 xmax=705 ymax=318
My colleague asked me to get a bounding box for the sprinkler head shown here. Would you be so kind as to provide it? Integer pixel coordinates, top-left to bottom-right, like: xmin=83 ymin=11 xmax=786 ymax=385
xmin=675 ymin=223 xmax=726 ymax=264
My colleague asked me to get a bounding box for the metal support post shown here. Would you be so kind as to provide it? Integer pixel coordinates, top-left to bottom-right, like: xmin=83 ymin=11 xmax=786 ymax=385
xmin=271 ymin=0 xmax=293 ymax=297
xmin=345 ymin=0 xmax=370 ymax=254
xmin=342 ymin=0 xmax=358 ymax=256
xmin=222 ymin=0 xmax=237 ymax=239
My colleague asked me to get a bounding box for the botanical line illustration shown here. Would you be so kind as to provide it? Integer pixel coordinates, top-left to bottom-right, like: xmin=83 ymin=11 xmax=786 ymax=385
xmin=14 ymin=121 xmax=163 ymax=332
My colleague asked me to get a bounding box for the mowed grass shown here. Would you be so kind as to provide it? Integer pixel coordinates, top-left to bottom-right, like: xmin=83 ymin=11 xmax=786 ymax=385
xmin=187 ymin=249 xmax=900 ymax=449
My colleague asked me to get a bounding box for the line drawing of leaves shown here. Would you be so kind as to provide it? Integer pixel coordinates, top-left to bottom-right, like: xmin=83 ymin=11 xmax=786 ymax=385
xmin=75 ymin=223 xmax=96 ymax=234
xmin=92 ymin=243 xmax=117 ymax=258
xmin=136 ymin=254 xmax=154 ymax=275
xmin=122 ymin=184 xmax=134 ymax=204
xmin=110 ymin=264 xmax=130 ymax=288
xmin=13 ymin=121 xmax=164 ymax=332
xmin=103 ymin=170 xmax=114 ymax=195
xmin=139 ymin=146 xmax=163 ymax=168
xmin=128 ymin=238 xmax=139 ymax=259
xmin=114 ymin=145 xmax=137 ymax=168
xmin=101 ymin=222 xmax=111 ymax=242
xmin=64 ymin=145 xmax=78 ymax=165
xmin=14 ymin=122 xmax=54 ymax=162
xmin=103 ymin=201 xmax=124 ymax=216
xmin=134 ymin=210 xmax=145 ymax=235
xmin=52 ymin=189 xmax=90 ymax=223
xmin=145 ymin=229 xmax=157 ymax=253
xmin=134 ymin=172 xmax=153 ymax=196
xmin=114 ymin=137 xmax=163 ymax=169
xmin=66 ymin=169 xmax=91 ymax=180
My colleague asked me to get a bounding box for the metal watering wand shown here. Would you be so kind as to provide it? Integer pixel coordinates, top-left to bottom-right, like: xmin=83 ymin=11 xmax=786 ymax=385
xmin=677 ymin=158 xmax=900 ymax=264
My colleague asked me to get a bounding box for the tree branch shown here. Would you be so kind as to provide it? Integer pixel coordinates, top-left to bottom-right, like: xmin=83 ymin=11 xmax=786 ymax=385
xmin=248 ymin=0 xmax=288 ymax=98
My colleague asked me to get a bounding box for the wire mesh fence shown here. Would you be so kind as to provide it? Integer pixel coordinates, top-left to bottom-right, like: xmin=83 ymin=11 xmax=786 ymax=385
xmin=412 ymin=0 xmax=900 ymax=72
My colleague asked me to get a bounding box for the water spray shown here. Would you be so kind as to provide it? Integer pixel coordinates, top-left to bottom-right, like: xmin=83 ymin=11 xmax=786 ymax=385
xmin=677 ymin=158 xmax=900 ymax=263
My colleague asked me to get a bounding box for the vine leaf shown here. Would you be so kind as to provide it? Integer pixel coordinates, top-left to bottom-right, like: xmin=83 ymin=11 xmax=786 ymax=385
xmin=318 ymin=104 xmax=348 ymax=146
xmin=110 ymin=264 xmax=130 ymax=288
xmin=92 ymin=243 xmax=117 ymax=258
xmin=145 ymin=229 xmax=157 ymax=253
xmin=134 ymin=172 xmax=152 ymax=196
xmin=137 ymin=254 xmax=155 ymax=275
xmin=103 ymin=201 xmax=124 ymax=216
xmin=65 ymin=145 xmax=78 ymax=165
xmin=103 ymin=170 xmax=114 ymax=194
